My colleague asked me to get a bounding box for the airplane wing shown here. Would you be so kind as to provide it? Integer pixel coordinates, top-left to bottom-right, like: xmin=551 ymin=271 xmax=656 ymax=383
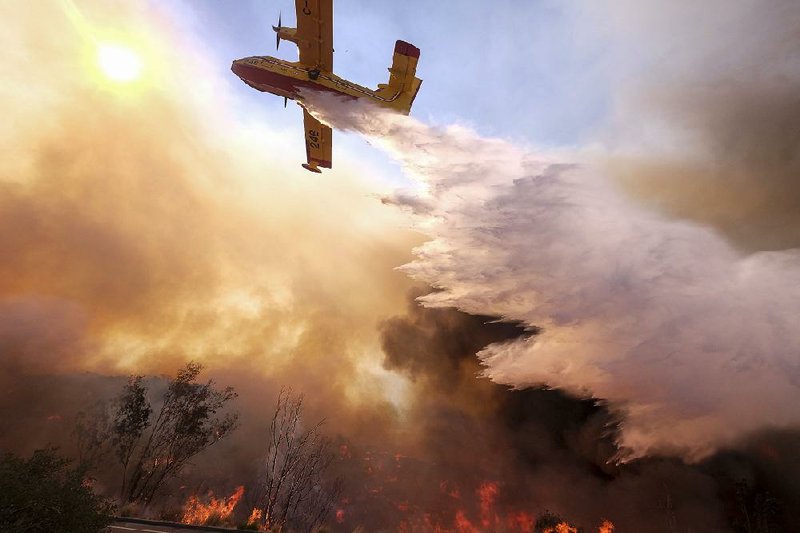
xmin=294 ymin=0 xmax=333 ymax=72
xmin=302 ymin=109 xmax=332 ymax=172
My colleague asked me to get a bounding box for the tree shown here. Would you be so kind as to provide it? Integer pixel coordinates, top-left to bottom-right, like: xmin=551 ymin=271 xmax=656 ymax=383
xmin=254 ymin=388 xmax=341 ymax=532
xmin=535 ymin=511 xmax=567 ymax=533
xmin=73 ymin=401 xmax=111 ymax=470
xmin=111 ymin=375 xmax=152 ymax=501
xmin=732 ymin=480 xmax=781 ymax=533
xmin=0 ymin=448 xmax=115 ymax=533
xmin=110 ymin=362 xmax=239 ymax=505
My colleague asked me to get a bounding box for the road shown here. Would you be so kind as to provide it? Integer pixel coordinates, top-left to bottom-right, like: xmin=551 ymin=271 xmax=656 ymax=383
xmin=111 ymin=523 xmax=188 ymax=533
xmin=109 ymin=518 xmax=239 ymax=533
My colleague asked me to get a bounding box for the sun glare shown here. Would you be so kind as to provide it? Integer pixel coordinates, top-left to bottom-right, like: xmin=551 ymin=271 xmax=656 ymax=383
xmin=97 ymin=43 xmax=143 ymax=83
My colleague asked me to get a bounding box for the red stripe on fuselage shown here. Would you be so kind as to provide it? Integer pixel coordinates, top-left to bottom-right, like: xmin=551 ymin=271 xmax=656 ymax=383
xmin=231 ymin=62 xmax=350 ymax=101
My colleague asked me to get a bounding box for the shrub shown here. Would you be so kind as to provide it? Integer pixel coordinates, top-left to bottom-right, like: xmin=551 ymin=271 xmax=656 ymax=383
xmin=0 ymin=448 xmax=115 ymax=533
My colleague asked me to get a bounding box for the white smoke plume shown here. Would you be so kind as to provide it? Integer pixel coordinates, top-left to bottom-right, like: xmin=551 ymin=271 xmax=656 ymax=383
xmin=305 ymin=92 xmax=800 ymax=460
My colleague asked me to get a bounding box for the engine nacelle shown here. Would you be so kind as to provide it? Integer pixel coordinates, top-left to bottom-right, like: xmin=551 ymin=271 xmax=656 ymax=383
xmin=275 ymin=27 xmax=299 ymax=45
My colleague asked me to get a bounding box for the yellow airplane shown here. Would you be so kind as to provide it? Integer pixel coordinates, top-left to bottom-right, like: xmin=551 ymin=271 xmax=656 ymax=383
xmin=231 ymin=0 xmax=422 ymax=173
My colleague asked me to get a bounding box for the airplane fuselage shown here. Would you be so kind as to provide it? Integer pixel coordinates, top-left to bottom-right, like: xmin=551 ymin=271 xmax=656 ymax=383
xmin=230 ymin=14 xmax=421 ymax=174
xmin=231 ymin=56 xmax=409 ymax=109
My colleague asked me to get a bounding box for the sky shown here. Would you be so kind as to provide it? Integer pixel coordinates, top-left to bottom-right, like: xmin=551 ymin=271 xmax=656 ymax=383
xmin=2 ymin=1 xmax=800 ymax=530
xmin=177 ymin=0 xmax=612 ymax=139
xmin=162 ymin=0 xmax=615 ymax=183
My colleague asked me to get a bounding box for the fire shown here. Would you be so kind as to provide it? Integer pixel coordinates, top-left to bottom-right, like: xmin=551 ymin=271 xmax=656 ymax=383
xmin=454 ymin=510 xmax=476 ymax=533
xmin=439 ymin=480 xmax=461 ymax=499
xmin=448 ymin=481 xmax=613 ymax=533
xmin=542 ymin=524 xmax=578 ymax=533
xmin=599 ymin=519 xmax=615 ymax=533
xmin=339 ymin=443 xmax=351 ymax=458
xmin=478 ymin=481 xmax=499 ymax=528
xmin=507 ymin=512 xmax=535 ymax=532
xmin=246 ymin=508 xmax=264 ymax=530
xmin=338 ymin=449 xmax=618 ymax=532
xmin=181 ymin=485 xmax=244 ymax=526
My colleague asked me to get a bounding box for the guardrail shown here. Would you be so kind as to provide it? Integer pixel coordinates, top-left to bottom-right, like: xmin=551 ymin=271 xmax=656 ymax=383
xmin=113 ymin=516 xmax=248 ymax=532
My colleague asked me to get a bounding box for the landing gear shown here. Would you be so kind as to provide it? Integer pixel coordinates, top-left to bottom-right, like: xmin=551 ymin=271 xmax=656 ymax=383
xmin=308 ymin=68 xmax=320 ymax=80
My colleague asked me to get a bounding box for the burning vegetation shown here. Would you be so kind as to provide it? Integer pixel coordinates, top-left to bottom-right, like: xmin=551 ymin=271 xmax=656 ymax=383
xmin=173 ymin=480 xmax=617 ymax=532
xmin=0 ymin=294 xmax=792 ymax=531
xmin=0 ymin=295 xmax=796 ymax=531
xmin=247 ymin=389 xmax=342 ymax=532
xmin=181 ymin=485 xmax=244 ymax=526
xmin=72 ymin=362 xmax=239 ymax=509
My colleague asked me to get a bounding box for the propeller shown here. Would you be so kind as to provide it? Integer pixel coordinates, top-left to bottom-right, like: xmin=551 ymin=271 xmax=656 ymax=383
xmin=272 ymin=12 xmax=282 ymax=50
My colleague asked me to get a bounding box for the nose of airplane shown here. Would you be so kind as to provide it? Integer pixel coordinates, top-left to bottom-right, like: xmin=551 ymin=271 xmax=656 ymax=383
xmin=231 ymin=59 xmax=246 ymax=78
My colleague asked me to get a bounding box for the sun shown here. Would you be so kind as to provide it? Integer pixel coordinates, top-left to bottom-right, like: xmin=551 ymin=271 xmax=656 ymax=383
xmin=97 ymin=43 xmax=143 ymax=83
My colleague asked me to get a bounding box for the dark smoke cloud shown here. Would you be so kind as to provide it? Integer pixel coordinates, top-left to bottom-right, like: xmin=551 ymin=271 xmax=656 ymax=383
xmin=0 ymin=373 xmax=123 ymax=461
xmin=371 ymin=290 xmax=716 ymax=530
xmin=381 ymin=287 xmax=528 ymax=387
xmin=365 ymin=289 xmax=799 ymax=531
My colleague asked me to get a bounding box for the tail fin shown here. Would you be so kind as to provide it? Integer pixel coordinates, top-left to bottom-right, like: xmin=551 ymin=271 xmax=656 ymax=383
xmin=376 ymin=40 xmax=422 ymax=115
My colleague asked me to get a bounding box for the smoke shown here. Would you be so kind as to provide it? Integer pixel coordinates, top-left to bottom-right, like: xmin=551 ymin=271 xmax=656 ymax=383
xmin=303 ymin=82 xmax=800 ymax=461
xmin=583 ymin=0 xmax=800 ymax=251
xmin=4 ymin=0 xmax=800 ymax=530
xmin=0 ymin=4 xmax=431 ymax=523
xmin=0 ymin=296 xmax=88 ymax=374
xmin=0 ymin=0 xmax=422 ymax=464
xmin=367 ymin=289 xmax=764 ymax=531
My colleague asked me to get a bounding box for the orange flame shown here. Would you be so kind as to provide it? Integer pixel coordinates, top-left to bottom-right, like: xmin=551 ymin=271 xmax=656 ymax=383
xmin=340 ymin=464 xmax=616 ymax=533
xmin=246 ymin=508 xmax=264 ymax=530
xmin=507 ymin=512 xmax=535 ymax=533
xmin=478 ymin=481 xmax=499 ymax=528
xmin=543 ymin=523 xmax=579 ymax=533
xmin=454 ymin=509 xmax=477 ymax=533
xmin=444 ymin=481 xmax=612 ymax=533
xmin=335 ymin=508 xmax=346 ymax=524
xmin=181 ymin=485 xmax=244 ymax=526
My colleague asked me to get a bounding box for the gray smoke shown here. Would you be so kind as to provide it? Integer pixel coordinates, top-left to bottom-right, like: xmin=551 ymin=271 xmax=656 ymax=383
xmin=586 ymin=0 xmax=800 ymax=251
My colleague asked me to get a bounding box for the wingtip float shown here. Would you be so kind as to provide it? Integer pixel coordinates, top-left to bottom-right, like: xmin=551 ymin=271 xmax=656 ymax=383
xmin=231 ymin=0 xmax=422 ymax=173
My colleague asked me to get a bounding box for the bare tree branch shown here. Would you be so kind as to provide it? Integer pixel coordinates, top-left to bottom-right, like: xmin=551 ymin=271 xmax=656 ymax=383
xmin=257 ymin=389 xmax=339 ymax=532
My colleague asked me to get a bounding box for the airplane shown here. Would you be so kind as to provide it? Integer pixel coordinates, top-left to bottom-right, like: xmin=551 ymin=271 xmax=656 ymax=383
xmin=231 ymin=0 xmax=422 ymax=173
